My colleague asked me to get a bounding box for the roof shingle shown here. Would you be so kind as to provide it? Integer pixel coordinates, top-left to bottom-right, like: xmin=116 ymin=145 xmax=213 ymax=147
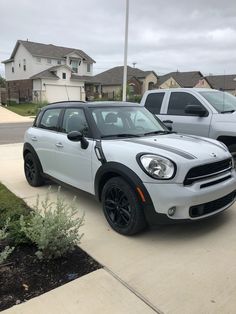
xmin=4 ymin=40 xmax=95 ymax=64
xmin=205 ymin=74 xmax=236 ymax=91
xmin=94 ymin=66 xmax=157 ymax=85
xmin=157 ymin=71 xmax=204 ymax=88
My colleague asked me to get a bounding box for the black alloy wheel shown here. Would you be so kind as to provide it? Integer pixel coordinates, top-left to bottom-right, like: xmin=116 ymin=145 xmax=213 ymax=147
xmin=101 ymin=177 xmax=147 ymax=235
xmin=24 ymin=153 xmax=44 ymax=187
xmin=104 ymin=186 xmax=131 ymax=228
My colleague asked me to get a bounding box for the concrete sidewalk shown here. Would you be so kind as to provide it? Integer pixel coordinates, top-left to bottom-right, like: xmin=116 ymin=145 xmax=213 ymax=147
xmin=1 ymin=143 xmax=236 ymax=314
xmin=0 ymin=105 xmax=34 ymax=123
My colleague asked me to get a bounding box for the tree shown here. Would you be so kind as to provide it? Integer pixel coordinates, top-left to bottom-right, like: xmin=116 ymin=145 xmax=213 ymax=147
xmin=0 ymin=75 xmax=6 ymax=88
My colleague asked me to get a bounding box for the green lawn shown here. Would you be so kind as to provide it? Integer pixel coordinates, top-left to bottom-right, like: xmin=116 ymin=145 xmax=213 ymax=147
xmin=0 ymin=183 xmax=31 ymax=244
xmin=6 ymin=102 xmax=46 ymax=116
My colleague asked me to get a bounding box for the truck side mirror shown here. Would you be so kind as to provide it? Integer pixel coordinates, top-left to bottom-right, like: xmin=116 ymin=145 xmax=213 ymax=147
xmin=185 ymin=105 xmax=208 ymax=117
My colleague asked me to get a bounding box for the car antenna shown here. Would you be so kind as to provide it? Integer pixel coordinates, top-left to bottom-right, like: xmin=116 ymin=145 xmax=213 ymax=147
xmin=65 ymin=85 xmax=70 ymax=101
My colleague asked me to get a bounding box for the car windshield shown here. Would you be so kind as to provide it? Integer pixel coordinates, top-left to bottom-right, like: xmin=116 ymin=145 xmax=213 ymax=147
xmin=199 ymin=91 xmax=236 ymax=113
xmin=90 ymin=106 xmax=167 ymax=138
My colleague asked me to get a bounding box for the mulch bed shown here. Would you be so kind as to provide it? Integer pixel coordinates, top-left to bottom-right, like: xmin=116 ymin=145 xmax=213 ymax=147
xmin=0 ymin=244 xmax=101 ymax=311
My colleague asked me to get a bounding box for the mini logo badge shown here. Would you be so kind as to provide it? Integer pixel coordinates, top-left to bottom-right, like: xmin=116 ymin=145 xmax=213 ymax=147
xmin=210 ymin=153 xmax=217 ymax=158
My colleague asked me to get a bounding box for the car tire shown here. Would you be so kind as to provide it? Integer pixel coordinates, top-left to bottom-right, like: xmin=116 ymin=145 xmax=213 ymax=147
xmin=24 ymin=152 xmax=44 ymax=187
xmin=101 ymin=177 xmax=147 ymax=235
xmin=228 ymin=144 xmax=236 ymax=167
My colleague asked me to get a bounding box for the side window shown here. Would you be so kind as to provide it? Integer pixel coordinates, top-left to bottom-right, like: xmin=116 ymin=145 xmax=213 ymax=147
xmin=145 ymin=93 xmax=164 ymax=114
xmin=167 ymin=92 xmax=204 ymax=116
xmin=62 ymin=108 xmax=89 ymax=136
xmin=39 ymin=109 xmax=61 ymax=131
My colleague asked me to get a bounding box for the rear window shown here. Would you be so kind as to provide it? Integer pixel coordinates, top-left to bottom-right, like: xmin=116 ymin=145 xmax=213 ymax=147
xmin=144 ymin=93 xmax=164 ymax=114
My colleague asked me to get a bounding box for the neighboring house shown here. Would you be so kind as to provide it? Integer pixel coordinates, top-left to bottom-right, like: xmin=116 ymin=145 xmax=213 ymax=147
xmin=93 ymin=66 xmax=158 ymax=99
xmin=157 ymin=71 xmax=211 ymax=89
xmin=205 ymin=74 xmax=236 ymax=96
xmin=2 ymin=40 xmax=96 ymax=103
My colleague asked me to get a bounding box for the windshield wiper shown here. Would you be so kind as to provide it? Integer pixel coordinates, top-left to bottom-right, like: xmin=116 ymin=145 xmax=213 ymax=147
xmin=221 ymin=110 xmax=235 ymax=114
xmin=143 ymin=130 xmax=175 ymax=136
xmin=101 ymin=133 xmax=141 ymax=138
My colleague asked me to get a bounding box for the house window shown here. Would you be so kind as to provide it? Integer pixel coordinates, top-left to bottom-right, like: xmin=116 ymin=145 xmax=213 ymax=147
xmin=12 ymin=67 xmax=14 ymax=73
xmin=70 ymin=60 xmax=78 ymax=73
xmin=129 ymin=84 xmax=135 ymax=94
xmin=19 ymin=62 xmax=21 ymax=68
xmin=87 ymin=64 xmax=91 ymax=73
xmin=47 ymin=59 xmax=52 ymax=64
xmin=62 ymin=72 xmax=66 ymax=79
xmin=23 ymin=59 xmax=26 ymax=71
xmin=148 ymin=82 xmax=155 ymax=90
xmin=57 ymin=60 xmax=61 ymax=65
xmin=36 ymin=57 xmax=41 ymax=63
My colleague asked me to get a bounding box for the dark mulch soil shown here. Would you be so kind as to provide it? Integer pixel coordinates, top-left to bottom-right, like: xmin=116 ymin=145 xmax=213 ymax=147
xmin=0 ymin=244 xmax=101 ymax=311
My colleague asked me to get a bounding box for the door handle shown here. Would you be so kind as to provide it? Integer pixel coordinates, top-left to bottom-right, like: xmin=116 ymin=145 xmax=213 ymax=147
xmin=31 ymin=136 xmax=37 ymax=141
xmin=56 ymin=142 xmax=63 ymax=148
xmin=162 ymin=120 xmax=173 ymax=123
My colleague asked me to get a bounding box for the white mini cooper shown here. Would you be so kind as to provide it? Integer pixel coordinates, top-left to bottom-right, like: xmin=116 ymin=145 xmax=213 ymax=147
xmin=24 ymin=101 xmax=236 ymax=235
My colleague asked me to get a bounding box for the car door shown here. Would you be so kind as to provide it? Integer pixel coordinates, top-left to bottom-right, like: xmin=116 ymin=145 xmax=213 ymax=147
xmin=161 ymin=91 xmax=212 ymax=137
xmin=54 ymin=107 xmax=94 ymax=193
xmin=32 ymin=107 xmax=62 ymax=176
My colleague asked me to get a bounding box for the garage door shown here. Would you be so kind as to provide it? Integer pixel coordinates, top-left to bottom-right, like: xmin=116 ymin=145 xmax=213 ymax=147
xmin=45 ymin=85 xmax=82 ymax=103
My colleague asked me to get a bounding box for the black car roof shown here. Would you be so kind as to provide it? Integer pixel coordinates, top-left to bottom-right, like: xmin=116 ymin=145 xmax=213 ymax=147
xmin=42 ymin=101 xmax=139 ymax=110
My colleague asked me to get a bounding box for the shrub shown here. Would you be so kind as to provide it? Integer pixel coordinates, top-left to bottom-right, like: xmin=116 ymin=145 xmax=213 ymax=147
xmin=0 ymin=184 xmax=31 ymax=245
xmin=0 ymin=219 xmax=14 ymax=264
xmin=20 ymin=187 xmax=84 ymax=260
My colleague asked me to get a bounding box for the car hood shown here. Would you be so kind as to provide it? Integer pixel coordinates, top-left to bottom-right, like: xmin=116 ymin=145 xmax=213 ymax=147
xmin=101 ymin=133 xmax=232 ymax=184
xmin=102 ymin=133 xmax=229 ymax=162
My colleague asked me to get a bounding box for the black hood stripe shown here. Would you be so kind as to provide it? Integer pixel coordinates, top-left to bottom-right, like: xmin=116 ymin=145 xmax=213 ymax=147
xmin=124 ymin=139 xmax=197 ymax=160
xmin=185 ymin=135 xmax=227 ymax=151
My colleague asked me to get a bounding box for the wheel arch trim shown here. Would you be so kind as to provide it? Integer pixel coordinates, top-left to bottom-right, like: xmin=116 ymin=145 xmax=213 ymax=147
xmin=23 ymin=143 xmax=44 ymax=175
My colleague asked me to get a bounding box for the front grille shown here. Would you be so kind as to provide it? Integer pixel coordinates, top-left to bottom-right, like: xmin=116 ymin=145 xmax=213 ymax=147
xmin=189 ymin=191 xmax=236 ymax=218
xmin=184 ymin=158 xmax=232 ymax=186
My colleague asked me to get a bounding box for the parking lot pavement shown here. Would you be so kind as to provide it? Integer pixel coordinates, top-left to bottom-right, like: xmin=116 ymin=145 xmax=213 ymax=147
xmin=1 ymin=143 xmax=236 ymax=314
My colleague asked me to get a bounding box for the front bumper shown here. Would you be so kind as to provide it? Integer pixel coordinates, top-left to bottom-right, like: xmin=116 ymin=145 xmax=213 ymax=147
xmin=144 ymin=170 xmax=236 ymax=221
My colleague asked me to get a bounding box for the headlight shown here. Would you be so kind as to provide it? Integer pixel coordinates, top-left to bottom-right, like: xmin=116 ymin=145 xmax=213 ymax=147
xmin=138 ymin=154 xmax=176 ymax=179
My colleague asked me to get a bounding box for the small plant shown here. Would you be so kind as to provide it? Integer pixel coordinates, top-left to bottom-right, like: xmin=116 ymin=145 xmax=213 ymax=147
xmin=20 ymin=187 xmax=84 ymax=260
xmin=0 ymin=219 xmax=15 ymax=264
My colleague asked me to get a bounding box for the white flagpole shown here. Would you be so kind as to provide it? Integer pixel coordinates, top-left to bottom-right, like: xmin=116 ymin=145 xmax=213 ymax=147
xmin=122 ymin=0 xmax=129 ymax=102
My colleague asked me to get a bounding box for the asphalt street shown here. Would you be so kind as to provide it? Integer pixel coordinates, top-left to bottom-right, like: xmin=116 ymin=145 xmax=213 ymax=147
xmin=0 ymin=122 xmax=32 ymax=144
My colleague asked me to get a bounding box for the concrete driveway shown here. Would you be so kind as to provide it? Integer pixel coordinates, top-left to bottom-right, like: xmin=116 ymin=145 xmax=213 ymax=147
xmin=1 ymin=143 xmax=236 ymax=314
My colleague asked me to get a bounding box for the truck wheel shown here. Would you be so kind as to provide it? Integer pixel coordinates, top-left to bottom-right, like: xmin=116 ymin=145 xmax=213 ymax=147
xmin=228 ymin=144 xmax=236 ymax=167
xmin=101 ymin=177 xmax=147 ymax=235
xmin=24 ymin=152 xmax=44 ymax=187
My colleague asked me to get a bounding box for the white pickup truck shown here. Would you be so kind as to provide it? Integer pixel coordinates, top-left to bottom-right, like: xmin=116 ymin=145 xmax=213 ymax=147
xmin=141 ymin=88 xmax=236 ymax=163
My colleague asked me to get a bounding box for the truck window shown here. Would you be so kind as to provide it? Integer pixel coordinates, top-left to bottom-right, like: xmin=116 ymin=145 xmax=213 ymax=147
xmin=145 ymin=93 xmax=164 ymax=114
xmin=167 ymin=92 xmax=204 ymax=116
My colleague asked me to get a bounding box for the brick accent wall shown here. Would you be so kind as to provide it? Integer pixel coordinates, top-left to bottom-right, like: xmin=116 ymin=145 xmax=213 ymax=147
xmin=6 ymin=79 xmax=33 ymax=103
xmin=0 ymin=88 xmax=7 ymax=104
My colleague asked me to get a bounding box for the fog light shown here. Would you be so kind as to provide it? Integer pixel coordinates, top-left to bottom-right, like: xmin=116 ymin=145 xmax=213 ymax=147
xmin=168 ymin=207 xmax=176 ymax=216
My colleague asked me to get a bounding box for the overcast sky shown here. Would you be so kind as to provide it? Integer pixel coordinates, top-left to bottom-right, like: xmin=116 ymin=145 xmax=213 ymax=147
xmin=1 ymin=0 xmax=236 ymax=77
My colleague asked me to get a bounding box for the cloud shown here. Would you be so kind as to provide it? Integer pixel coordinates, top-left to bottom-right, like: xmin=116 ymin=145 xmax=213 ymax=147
xmin=1 ymin=0 xmax=236 ymax=77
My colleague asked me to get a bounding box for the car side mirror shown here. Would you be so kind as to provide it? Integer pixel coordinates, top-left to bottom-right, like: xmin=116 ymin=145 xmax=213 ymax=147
xmin=67 ymin=131 xmax=89 ymax=149
xmin=185 ymin=104 xmax=207 ymax=117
